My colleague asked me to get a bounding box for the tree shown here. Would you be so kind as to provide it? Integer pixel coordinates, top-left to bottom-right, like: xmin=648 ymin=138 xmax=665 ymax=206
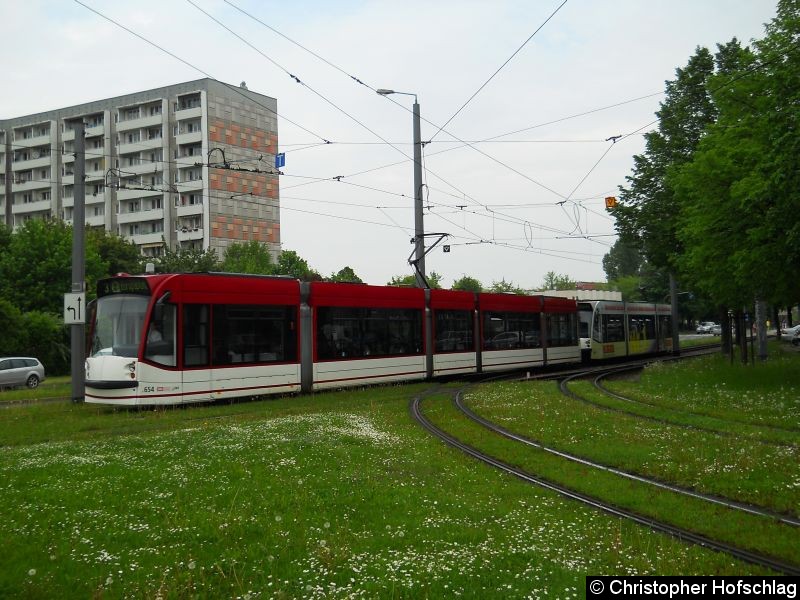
xmin=221 ymin=241 xmax=274 ymax=275
xmin=539 ymin=271 xmax=575 ymax=291
xmin=88 ymin=228 xmax=144 ymax=276
xmin=274 ymin=250 xmax=321 ymax=281
xmin=328 ymin=266 xmax=363 ymax=283
xmin=614 ymin=46 xmax=720 ymax=274
xmin=22 ymin=311 xmax=70 ymax=375
xmin=0 ymin=219 xmax=107 ymax=314
xmin=451 ymin=275 xmax=482 ymax=293
xmin=0 ymin=299 xmax=27 ymax=356
xmin=489 ymin=278 xmax=525 ymax=295
xmin=602 ymin=240 xmax=644 ymax=281
xmin=157 ymin=245 xmax=220 ymax=273
xmin=387 ymin=271 xmax=443 ymax=289
xmin=671 ymin=10 xmax=800 ymax=310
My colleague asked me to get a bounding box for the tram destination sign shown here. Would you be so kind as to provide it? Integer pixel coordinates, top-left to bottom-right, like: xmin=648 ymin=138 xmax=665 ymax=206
xmin=98 ymin=278 xmax=151 ymax=297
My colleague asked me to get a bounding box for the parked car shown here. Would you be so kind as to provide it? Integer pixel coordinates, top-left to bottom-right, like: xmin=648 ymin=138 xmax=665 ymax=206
xmin=710 ymin=324 xmax=722 ymax=335
xmin=781 ymin=324 xmax=800 ymax=338
xmin=0 ymin=357 xmax=46 ymax=390
xmin=696 ymin=322 xmax=717 ymax=334
xmin=792 ymin=330 xmax=800 ymax=347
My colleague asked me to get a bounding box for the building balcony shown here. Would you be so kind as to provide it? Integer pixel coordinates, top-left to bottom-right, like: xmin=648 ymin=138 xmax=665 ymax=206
xmin=117 ymin=187 xmax=164 ymax=201
xmin=175 ymin=131 xmax=202 ymax=145
xmin=176 ymin=203 xmax=203 ymax=217
xmin=12 ymin=156 xmax=52 ymax=171
xmin=63 ymin=124 xmax=105 ymax=140
xmin=119 ymin=161 xmax=165 ymax=175
xmin=177 ymin=227 xmax=204 ymax=242
xmin=175 ymin=155 xmax=204 ymax=169
xmin=116 ymin=114 xmax=163 ymax=132
xmin=176 ymin=106 xmax=202 ymax=120
xmin=176 ymin=179 xmax=204 ymax=192
xmin=117 ymin=208 xmax=164 ymax=225
xmin=86 ymin=214 xmax=106 ymax=227
xmin=13 ymin=133 xmax=51 ymax=148
xmin=12 ymin=179 xmax=51 ymax=192
xmin=12 ymin=199 xmax=52 ymax=214
xmin=127 ymin=232 xmax=166 ymax=246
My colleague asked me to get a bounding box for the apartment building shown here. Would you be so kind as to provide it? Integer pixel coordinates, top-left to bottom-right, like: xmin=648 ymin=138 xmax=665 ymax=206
xmin=0 ymin=79 xmax=280 ymax=259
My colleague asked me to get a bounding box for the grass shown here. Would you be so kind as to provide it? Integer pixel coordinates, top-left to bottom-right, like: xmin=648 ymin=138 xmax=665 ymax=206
xmin=0 ymin=376 xmax=71 ymax=404
xmin=0 ymin=372 xmax=779 ymax=598
xmin=449 ymin=347 xmax=800 ymax=568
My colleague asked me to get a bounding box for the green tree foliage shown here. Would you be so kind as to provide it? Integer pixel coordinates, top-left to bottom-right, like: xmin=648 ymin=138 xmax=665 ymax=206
xmin=0 ymin=300 xmax=69 ymax=374
xmin=488 ymin=278 xmax=525 ymax=295
xmin=0 ymin=299 xmax=28 ymax=356
xmin=21 ymin=311 xmax=70 ymax=375
xmin=451 ymin=275 xmax=483 ymax=293
xmin=88 ymin=228 xmax=144 ymax=276
xmin=274 ymin=250 xmax=321 ymax=281
xmin=614 ymin=46 xmax=719 ymax=271
xmin=387 ymin=271 xmax=443 ymax=289
xmin=602 ymin=240 xmax=644 ymax=281
xmin=670 ymin=4 xmax=800 ymax=308
xmin=539 ymin=271 xmax=575 ymax=291
xmin=156 ymin=245 xmax=221 ymax=273
xmin=220 ymin=241 xmax=274 ymax=275
xmin=0 ymin=220 xmax=107 ymax=314
xmin=328 ymin=266 xmax=363 ymax=283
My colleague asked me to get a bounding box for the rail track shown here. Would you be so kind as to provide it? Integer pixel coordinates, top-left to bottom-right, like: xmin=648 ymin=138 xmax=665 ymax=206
xmin=410 ymin=350 xmax=800 ymax=575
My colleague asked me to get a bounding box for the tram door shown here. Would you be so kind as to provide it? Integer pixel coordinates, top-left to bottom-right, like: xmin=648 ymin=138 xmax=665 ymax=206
xmin=181 ymin=304 xmax=213 ymax=402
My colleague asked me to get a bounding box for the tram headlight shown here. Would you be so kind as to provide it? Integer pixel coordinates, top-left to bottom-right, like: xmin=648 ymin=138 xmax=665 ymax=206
xmin=124 ymin=362 xmax=136 ymax=378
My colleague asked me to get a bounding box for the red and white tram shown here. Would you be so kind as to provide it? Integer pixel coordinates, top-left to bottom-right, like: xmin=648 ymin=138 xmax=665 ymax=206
xmin=84 ymin=273 xmax=664 ymax=406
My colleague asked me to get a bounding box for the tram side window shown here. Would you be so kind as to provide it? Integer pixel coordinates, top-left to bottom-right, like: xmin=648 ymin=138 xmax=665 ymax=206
xmin=547 ymin=313 xmax=578 ymax=347
xmin=316 ymin=307 xmax=423 ymax=360
xmin=145 ymin=303 xmax=176 ymax=366
xmin=483 ymin=311 xmax=540 ymax=350
xmin=212 ymin=305 xmax=297 ymax=365
xmin=602 ymin=314 xmax=625 ymax=343
xmin=183 ymin=304 xmax=209 ymax=367
xmin=435 ymin=310 xmax=473 ymax=352
xmin=628 ymin=315 xmax=655 ymax=341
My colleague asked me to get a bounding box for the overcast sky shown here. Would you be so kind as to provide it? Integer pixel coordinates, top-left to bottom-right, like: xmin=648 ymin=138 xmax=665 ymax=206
xmin=2 ymin=0 xmax=777 ymax=288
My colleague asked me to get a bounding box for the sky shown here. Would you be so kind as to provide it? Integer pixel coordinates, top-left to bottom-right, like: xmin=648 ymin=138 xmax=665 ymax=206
xmin=1 ymin=0 xmax=778 ymax=288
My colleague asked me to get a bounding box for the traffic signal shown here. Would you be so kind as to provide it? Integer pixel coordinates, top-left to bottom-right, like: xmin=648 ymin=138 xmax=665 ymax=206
xmin=605 ymin=196 xmax=617 ymax=209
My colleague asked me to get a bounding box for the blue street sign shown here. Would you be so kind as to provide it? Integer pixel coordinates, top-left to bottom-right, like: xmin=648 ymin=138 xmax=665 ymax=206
xmin=275 ymin=153 xmax=285 ymax=168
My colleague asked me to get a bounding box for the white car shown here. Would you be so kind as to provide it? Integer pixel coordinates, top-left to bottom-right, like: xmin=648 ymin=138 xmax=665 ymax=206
xmin=696 ymin=322 xmax=716 ymax=334
xmin=781 ymin=324 xmax=800 ymax=338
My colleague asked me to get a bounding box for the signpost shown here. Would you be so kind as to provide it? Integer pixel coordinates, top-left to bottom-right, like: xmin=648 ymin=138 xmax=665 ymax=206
xmin=63 ymin=293 xmax=86 ymax=325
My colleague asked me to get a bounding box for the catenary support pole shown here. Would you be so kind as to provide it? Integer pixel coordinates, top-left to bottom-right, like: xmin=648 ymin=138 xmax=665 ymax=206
xmin=413 ymin=100 xmax=425 ymax=288
xmin=71 ymin=122 xmax=86 ymax=403
xmin=669 ymin=272 xmax=680 ymax=356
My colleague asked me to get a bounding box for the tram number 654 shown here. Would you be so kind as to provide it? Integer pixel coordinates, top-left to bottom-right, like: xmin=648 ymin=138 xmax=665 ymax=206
xmin=142 ymin=386 xmax=155 ymax=393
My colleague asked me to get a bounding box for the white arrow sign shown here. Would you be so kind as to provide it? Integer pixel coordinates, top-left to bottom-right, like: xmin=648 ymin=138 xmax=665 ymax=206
xmin=64 ymin=293 xmax=86 ymax=325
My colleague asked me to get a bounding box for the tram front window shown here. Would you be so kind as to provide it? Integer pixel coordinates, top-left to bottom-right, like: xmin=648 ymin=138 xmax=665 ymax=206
xmin=91 ymin=295 xmax=149 ymax=358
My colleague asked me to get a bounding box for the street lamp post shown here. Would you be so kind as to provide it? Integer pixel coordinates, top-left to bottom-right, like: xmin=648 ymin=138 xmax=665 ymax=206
xmin=377 ymin=89 xmax=425 ymax=288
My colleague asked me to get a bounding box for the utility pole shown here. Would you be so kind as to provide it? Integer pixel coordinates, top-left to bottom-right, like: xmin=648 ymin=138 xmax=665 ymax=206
xmin=71 ymin=122 xmax=86 ymax=403
xmin=376 ymin=89 xmax=426 ymax=287
xmin=412 ymin=98 xmax=425 ymax=288
xmin=669 ymin=272 xmax=680 ymax=356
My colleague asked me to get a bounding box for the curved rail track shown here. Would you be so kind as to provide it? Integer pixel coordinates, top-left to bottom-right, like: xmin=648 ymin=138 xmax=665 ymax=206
xmin=410 ymin=350 xmax=800 ymax=575
xmin=411 ymin=389 xmax=800 ymax=575
xmin=592 ymin=365 xmax=800 ymax=436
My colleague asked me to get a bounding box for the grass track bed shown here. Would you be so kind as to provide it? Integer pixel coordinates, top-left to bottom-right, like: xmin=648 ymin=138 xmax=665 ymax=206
xmin=0 ymin=384 xmax=753 ymax=598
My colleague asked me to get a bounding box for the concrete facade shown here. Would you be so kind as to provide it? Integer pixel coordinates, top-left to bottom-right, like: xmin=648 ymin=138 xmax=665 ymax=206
xmin=0 ymin=79 xmax=280 ymax=260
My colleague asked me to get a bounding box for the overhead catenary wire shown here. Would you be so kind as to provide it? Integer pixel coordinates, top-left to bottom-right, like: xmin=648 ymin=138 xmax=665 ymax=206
xmin=428 ymin=0 xmax=569 ymax=143
xmin=73 ymin=0 xmax=330 ymax=143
